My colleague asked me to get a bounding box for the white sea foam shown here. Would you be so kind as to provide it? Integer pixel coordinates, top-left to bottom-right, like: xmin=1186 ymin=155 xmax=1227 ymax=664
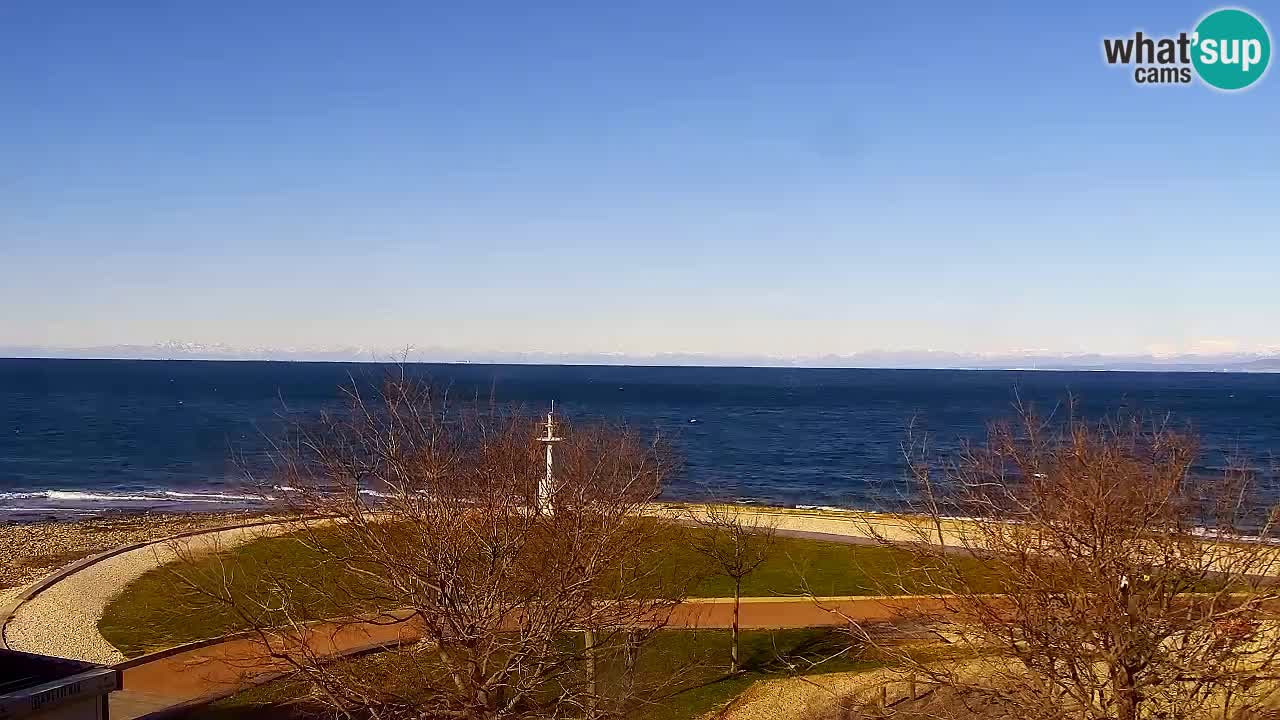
xmin=0 ymin=506 xmax=100 ymax=515
xmin=268 ymin=485 xmax=390 ymax=499
xmin=162 ymin=490 xmax=261 ymax=502
xmin=0 ymin=491 xmax=45 ymax=500
xmin=0 ymin=488 xmax=267 ymax=505
xmin=44 ymin=491 xmax=162 ymax=503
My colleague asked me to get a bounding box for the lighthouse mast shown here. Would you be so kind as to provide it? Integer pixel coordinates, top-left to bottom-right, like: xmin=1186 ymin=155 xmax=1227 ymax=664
xmin=537 ymin=404 xmax=562 ymax=514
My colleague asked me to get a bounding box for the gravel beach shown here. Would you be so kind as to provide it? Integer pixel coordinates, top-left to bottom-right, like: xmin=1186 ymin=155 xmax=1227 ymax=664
xmin=2 ymin=515 xmax=296 ymax=664
xmin=0 ymin=511 xmax=271 ymax=592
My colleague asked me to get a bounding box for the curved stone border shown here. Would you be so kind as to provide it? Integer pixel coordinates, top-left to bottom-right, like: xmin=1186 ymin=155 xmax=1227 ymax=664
xmin=0 ymin=516 xmax=299 ymax=650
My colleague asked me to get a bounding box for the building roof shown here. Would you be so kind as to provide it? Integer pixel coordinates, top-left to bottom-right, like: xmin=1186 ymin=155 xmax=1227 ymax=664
xmin=0 ymin=649 xmax=119 ymax=719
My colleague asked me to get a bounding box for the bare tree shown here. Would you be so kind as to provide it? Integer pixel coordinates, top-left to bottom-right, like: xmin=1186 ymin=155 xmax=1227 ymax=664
xmin=165 ymin=373 xmax=689 ymax=720
xmin=686 ymin=502 xmax=778 ymax=673
xmin=846 ymin=407 xmax=1280 ymax=720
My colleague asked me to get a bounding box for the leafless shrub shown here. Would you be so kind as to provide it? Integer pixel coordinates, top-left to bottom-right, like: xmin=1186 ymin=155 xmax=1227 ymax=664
xmin=847 ymin=405 xmax=1280 ymax=720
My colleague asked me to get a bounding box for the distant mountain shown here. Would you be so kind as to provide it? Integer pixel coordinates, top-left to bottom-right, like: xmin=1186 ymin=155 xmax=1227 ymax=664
xmin=0 ymin=342 xmax=388 ymax=363
xmin=2 ymin=342 xmax=1279 ymax=372
xmin=1242 ymin=357 xmax=1280 ymax=371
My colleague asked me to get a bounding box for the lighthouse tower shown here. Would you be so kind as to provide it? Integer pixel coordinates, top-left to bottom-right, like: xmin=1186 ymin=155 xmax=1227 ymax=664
xmin=537 ymin=405 xmax=563 ymax=514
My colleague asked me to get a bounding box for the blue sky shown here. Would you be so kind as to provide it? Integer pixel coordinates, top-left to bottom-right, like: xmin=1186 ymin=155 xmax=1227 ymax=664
xmin=2 ymin=1 xmax=1277 ymax=359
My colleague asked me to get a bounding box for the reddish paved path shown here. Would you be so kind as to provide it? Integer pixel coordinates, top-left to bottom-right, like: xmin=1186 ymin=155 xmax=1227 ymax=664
xmin=108 ymin=595 xmax=933 ymax=719
xmin=112 ymin=614 xmax=423 ymax=718
xmin=671 ymin=595 xmax=942 ymax=629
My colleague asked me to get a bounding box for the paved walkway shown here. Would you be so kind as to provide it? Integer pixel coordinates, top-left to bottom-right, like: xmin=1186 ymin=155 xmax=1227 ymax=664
xmin=111 ymin=612 xmax=425 ymax=718
xmin=672 ymin=595 xmax=941 ymax=629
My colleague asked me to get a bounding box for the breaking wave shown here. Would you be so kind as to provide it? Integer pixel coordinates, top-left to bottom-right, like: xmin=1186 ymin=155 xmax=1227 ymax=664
xmin=0 ymin=488 xmax=268 ymax=506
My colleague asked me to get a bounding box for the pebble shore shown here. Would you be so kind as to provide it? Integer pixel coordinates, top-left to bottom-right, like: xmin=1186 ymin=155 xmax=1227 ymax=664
xmin=0 ymin=511 xmax=269 ymax=592
xmin=2 ymin=514 xmax=293 ymax=664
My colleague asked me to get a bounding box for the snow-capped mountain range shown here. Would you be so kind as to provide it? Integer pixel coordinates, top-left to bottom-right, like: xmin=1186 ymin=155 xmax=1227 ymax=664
xmin=2 ymin=342 xmax=1279 ymax=372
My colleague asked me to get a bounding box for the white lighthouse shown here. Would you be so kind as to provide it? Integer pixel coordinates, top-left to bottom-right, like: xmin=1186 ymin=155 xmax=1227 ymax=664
xmin=537 ymin=405 xmax=562 ymax=514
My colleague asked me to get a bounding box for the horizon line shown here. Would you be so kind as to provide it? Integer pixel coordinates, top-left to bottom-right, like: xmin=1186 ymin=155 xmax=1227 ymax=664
xmin=2 ymin=354 xmax=1278 ymax=375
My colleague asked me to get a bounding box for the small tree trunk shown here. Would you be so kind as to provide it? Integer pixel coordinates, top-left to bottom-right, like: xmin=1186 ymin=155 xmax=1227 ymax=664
xmin=584 ymin=626 xmax=597 ymax=718
xmin=623 ymin=630 xmax=636 ymax=697
xmin=1114 ymin=664 xmax=1138 ymax=720
xmin=731 ymin=576 xmax=741 ymax=673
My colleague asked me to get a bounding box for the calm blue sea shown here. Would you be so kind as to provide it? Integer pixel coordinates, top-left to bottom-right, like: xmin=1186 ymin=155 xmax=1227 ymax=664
xmin=2 ymin=359 xmax=1279 ymax=520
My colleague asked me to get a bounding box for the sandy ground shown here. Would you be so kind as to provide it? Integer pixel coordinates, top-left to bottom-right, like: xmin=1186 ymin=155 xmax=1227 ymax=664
xmin=717 ymin=666 xmax=915 ymax=720
xmin=657 ymin=504 xmax=975 ymax=544
xmin=663 ymin=504 xmax=1280 ymax=579
xmin=719 ymin=658 xmax=1280 ymax=720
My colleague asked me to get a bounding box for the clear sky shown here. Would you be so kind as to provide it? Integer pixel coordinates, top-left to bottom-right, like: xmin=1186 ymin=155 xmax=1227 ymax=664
xmin=2 ymin=1 xmax=1277 ymax=359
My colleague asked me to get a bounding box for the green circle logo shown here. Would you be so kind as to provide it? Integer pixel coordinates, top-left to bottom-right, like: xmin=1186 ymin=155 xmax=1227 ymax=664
xmin=1193 ymin=8 xmax=1271 ymax=90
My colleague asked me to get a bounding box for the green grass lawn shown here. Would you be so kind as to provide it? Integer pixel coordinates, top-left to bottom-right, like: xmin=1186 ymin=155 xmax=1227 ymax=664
xmin=99 ymin=522 xmax=996 ymax=657
xmin=100 ymin=527 xmax=388 ymax=657
xmin=671 ymin=532 xmax=993 ymax=598
xmin=186 ymin=627 xmax=882 ymax=720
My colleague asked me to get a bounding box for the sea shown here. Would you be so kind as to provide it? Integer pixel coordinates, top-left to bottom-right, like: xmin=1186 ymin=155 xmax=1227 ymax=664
xmin=2 ymin=358 xmax=1279 ymax=522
